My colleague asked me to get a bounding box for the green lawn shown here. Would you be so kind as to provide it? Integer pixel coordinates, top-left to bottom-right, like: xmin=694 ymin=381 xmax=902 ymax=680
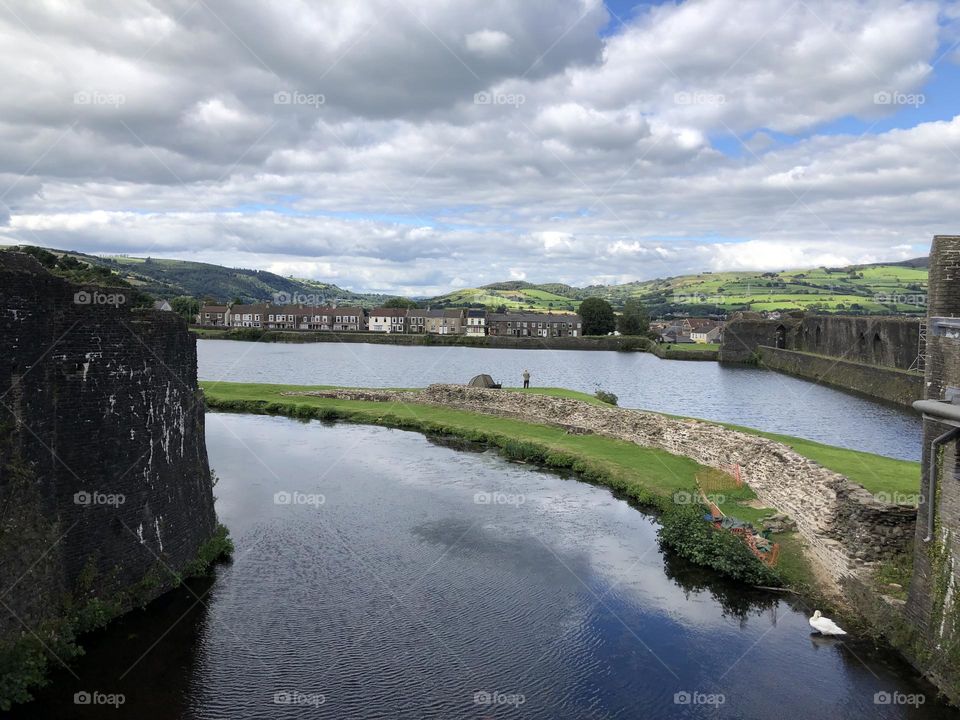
xmin=200 ymin=381 xmax=718 ymax=504
xmin=201 ymin=380 xmax=919 ymax=520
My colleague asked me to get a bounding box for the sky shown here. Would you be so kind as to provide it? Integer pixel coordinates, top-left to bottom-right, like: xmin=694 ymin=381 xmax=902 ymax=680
xmin=0 ymin=0 xmax=958 ymax=295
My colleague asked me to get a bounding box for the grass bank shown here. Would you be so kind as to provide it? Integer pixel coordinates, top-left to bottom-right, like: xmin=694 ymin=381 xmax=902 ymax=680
xmin=202 ymin=381 xmax=788 ymax=587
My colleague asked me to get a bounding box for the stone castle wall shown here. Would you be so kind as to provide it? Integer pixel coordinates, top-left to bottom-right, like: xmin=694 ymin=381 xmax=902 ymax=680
xmin=0 ymin=253 xmax=217 ymax=646
xmin=719 ymin=314 xmax=923 ymax=405
xmin=905 ymin=235 xmax=960 ymax=700
xmin=758 ymin=347 xmax=923 ymax=406
xmin=721 ymin=314 xmax=921 ymax=368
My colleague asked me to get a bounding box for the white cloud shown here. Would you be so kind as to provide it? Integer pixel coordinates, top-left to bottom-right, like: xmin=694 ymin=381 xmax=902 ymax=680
xmin=0 ymin=0 xmax=953 ymax=294
xmin=465 ymin=29 xmax=514 ymax=57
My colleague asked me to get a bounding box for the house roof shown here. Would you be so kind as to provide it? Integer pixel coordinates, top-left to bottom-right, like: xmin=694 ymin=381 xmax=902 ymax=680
xmin=201 ymin=305 xmax=228 ymax=313
xmin=370 ymin=307 xmax=408 ymax=317
xmin=443 ymin=309 xmax=464 ymax=319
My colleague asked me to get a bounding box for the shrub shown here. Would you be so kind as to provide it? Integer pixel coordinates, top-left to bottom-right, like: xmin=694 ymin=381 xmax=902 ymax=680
xmin=594 ymin=389 xmax=618 ymax=405
xmin=658 ymin=500 xmax=780 ymax=586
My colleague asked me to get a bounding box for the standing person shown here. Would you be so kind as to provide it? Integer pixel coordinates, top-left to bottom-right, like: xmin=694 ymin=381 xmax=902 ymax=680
xmin=522 ymin=369 xmax=530 ymax=389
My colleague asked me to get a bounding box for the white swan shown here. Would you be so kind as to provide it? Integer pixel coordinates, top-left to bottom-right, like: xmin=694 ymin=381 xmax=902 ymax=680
xmin=809 ymin=610 xmax=847 ymax=636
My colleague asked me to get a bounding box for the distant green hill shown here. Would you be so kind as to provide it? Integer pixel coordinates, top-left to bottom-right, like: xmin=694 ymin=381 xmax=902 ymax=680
xmin=426 ymin=260 xmax=929 ymax=316
xmin=2 ymin=245 xmax=928 ymax=315
xmin=2 ymin=246 xmax=389 ymax=306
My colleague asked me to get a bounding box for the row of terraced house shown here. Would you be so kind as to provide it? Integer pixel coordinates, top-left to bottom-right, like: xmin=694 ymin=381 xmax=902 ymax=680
xmin=197 ymin=304 xmax=583 ymax=337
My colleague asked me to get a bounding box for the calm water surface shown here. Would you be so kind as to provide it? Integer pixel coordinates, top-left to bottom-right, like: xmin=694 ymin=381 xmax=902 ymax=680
xmin=17 ymin=414 xmax=951 ymax=719
xmin=198 ymin=339 xmax=921 ymax=460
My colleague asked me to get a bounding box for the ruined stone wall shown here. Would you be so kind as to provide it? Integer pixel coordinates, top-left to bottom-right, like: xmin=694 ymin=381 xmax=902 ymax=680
xmin=0 ymin=253 xmax=217 ymax=646
xmin=906 ymin=235 xmax=960 ymax=700
xmin=720 ymin=314 xmax=921 ymax=368
xmin=287 ymin=384 xmax=918 ymax=593
xmin=720 ymin=313 xmax=922 ymax=405
xmin=758 ymin=347 xmax=923 ymax=406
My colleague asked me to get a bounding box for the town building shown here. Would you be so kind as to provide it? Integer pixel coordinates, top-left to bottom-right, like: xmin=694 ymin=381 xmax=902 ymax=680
xmin=436 ymin=309 xmax=465 ymax=335
xmin=421 ymin=309 xmax=449 ymax=334
xmin=368 ymin=307 xmax=407 ymax=333
xmin=689 ymin=321 xmax=724 ymax=344
xmin=487 ymin=312 xmax=582 ymax=337
xmin=226 ymin=303 xmax=267 ymax=328
xmin=197 ymin=304 xmax=229 ymax=326
xmin=465 ymin=309 xmax=487 ymax=336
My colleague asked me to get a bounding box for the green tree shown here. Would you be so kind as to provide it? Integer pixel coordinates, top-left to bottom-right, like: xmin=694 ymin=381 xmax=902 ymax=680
xmin=383 ymin=297 xmax=418 ymax=309
xmin=617 ymin=298 xmax=649 ymax=336
xmin=171 ymin=296 xmax=200 ymax=322
xmin=578 ymin=297 xmax=616 ymax=335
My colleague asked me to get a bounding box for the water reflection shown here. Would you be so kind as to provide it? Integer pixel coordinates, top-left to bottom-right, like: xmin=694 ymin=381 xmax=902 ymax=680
xmin=13 ymin=415 xmax=953 ymax=719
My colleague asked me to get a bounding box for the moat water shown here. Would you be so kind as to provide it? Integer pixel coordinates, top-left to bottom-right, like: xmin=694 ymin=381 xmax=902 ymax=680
xmin=16 ymin=415 xmax=954 ymax=719
xmin=197 ymin=339 xmax=921 ymax=461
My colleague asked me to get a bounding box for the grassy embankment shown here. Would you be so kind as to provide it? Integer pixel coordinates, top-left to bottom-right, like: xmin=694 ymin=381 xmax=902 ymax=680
xmin=201 ymin=382 xmax=920 ymax=588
